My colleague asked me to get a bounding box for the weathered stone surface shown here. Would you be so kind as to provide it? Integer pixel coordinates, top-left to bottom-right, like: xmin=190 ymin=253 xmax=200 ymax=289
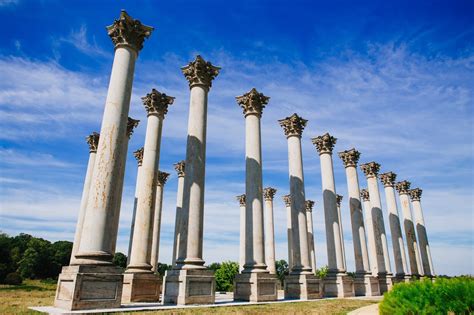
xmin=121 ymin=273 xmax=161 ymax=303
xmin=323 ymin=273 xmax=355 ymax=298
xmin=163 ymin=269 xmax=215 ymax=305
xmin=278 ymin=113 xmax=307 ymax=138
xmin=284 ymin=274 xmax=323 ymax=300
xmin=106 ymin=10 xmax=153 ymax=52
xmin=353 ymin=274 xmax=380 ymax=297
xmin=263 ymin=188 xmax=277 ymax=275
xmin=234 ymin=273 xmax=278 ymax=302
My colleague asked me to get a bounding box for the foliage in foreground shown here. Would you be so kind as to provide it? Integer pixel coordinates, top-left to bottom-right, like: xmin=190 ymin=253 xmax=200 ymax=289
xmin=214 ymin=261 xmax=239 ymax=292
xmin=380 ymin=277 xmax=474 ymax=315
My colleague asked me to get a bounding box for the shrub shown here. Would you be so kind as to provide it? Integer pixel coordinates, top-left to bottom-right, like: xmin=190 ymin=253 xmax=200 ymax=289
xmin=315 ymin=265 xmax=329 ymax=279
xmin=4 ymin=272 xmax=23 ymax=285
xmin=214 ymin=261 xmax=239 ymax=292
xmin=380 ymin=277 xmax=474 ymax=315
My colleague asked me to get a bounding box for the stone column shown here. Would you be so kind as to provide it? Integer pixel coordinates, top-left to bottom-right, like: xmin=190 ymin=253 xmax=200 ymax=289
xmin=336 ymin=194 xmax=347 ymax=271
xmin=338 ymin=149 xmax=379 ymax=296
xmin=123 ymin=89 xmax=174 ymax=303
xmin=127 ymin=147 xmax=144 ymax=264
xmin=312 ymin=133 xmax=353 ymax=297
xmin=234 ymin=88 xmax=277 ymax=302
xmin=55 ymin=11 xmax=153 ymax=311
xmin=264 ymin=187 xmax=277 ymax=275
xmin=151 ymin=171 xmax=170 ymax=272
xmin=236 ymin=194 xmax=246 ymax=272
xmin=360 ymin=189 xmax=377 ymax=276
xmin=409 ymin=188 xmax=434 ymax=277
xmin=283 ymin=195 xmax=293 ymax=269
xmin=279 ymin=114 xmax=321 ymax=300
xmin=379 ymin=172 xmax=410 ymax=282
xmin=70 ymin=132 xmax=99 ymax=265
xmin=360 ymin=162 xmax=393 ymax=293
xmin=396 ymin=180 xmax=423 ymax=277
xmin=305 ymin=200 xmax=316 ymax=274
xmin=164 ymin=56 xmax=220 ymax=305
xmin=171 ymin=161 xmax=185 ymax=267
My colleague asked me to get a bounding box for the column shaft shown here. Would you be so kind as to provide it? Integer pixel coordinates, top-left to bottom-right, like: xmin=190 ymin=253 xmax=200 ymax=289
xmin=411 ymin=199 xmax=434 ymax=276
xmin=305 ymin=208 xmax=316 ymax=273
xmin=264 ymin=199 xmax=276 ymax=274
xmin=239 ymin=199 xmax=246 ymax=272
xmin=172 ymin=174 xmax=185 ymax=266
xmin=362 ymin=197 xmax=378 ymax=275
xmin=151 ymin=179 xmax=165 ymax=272
xmin=127 ymin=164 xmax=142 ymax=264
xmin=285 ymin=200 xmax=293 ymax=269
xmin=399 ymin=193 xmax=423 ymax=276
xmin=78 ymin=46 xmax=137 ymax=264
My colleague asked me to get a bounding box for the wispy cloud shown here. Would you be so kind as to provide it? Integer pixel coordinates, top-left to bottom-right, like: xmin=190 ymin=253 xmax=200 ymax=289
xmin=58 ymin=25 xmax=110 ymax=58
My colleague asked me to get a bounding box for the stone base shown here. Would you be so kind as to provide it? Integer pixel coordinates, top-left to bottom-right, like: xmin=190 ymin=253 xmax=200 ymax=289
xmin=122 ymin=273 xmax=161 ymax=303
xmin=323 ymin=272 xmax=355 ymax=298
xmin=354 ymin=273 xmax=380 ymax=296
xmin=233 ymin=272 xmax=278 ymax=302
xmin=54 ymin=265 xmax=123 ymax=311
xmin=392 ymin=274 xmax=411 ymax=284
xmin=284 ymin=274 xmax=323 ymax=300
xmin=377 ymin=273 xmax=393 ymax=293
xmin=162 ymin=269 xmax=215 ymax=305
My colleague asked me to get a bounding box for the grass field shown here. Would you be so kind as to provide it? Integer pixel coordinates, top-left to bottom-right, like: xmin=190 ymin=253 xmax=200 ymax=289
xmin=0 ymin=280 xmax=378 ymax=314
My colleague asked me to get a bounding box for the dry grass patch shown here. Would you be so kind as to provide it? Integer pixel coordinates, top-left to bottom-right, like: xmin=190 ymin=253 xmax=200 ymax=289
xmin=0 ymin=279 xmax=56 ymax=314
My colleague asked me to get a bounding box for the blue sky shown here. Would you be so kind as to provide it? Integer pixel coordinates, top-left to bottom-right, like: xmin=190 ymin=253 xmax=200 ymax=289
xmin=0 ymin=0 xmax=473 ymax=276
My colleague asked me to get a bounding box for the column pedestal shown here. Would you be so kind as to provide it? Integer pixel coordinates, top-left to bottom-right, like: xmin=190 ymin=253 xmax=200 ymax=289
xmin=353 ymin=273 xmax=380 ymax=296
xmin=323 ymin=272 xmax=354 ymax=298
xmin=121 ymin=273 xmax=161 ymax=303
xmin=163 ymin=269 xmax=215 ymax=305
xmin=392 ymin=274 xmax=411 ymax=284
xmin=284 ymin=274 xmax=322 ymax=300
xmin=234 ymin=273 xmax=278 ymax=302
xmin=54 ymin=265 xmax=123 ymax=311
xmin=377 ymin=272 xmax=393 ymax=293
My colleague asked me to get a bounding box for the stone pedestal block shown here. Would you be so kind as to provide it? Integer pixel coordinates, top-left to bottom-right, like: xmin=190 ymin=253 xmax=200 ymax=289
xmin=54 ymin=265 xmax=123 ymax=311
xmin=392 ymin=274 xmax=411 ymax=284
xmin=162 ymin=269 xmax=215 ymax=305
xmin=377 ymin=273 xmax=393 ymax=293
xmin=121 ymin=273 xmax=161 ymax=303
xmin=353 ymin=273 xmax=380 ymax=296
xmin=323 ymin=273 xmax=355 ymax=297
xmin=284 ymin=274 xmax=322 ymax=300
xmin=234 ymin=273 xmax=278 ymax=302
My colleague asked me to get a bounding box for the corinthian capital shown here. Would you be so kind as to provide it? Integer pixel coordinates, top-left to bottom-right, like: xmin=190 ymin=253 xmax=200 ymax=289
xmin=282 ymin=194 xmax=292 ymax=207
xmin=86 ymin=132 xmax=100 ymax=153
xmin=263 ymin=187 xmax=277 ymax=201
xmin=338 ymin=148 xmax=360 ymax=168
xmin=106 ymin=10 xmax=153 ymax=53
xmin=127 ymin=117 xmax=140 ymax=138
xmin=336 ymin=194 xmax=343 ymax=207
xmin=360 ymin=189 xmax=370 ymax=201
xmin=133 ymin=147 xmax=144 ymax=166
xmin=409 ymin=188 xmax=422 ymax=201
xmin=174 ymin=160 xmax=185 ymax=177
xmin=278 ymin=113 xmax=307 ymax=138
xmin=312 ymin=133 xmax=337 ymax=155
xmin=236 ymin=88 xmax=270 ymax=118
xmin=305 ymin=200 xmax=315 ymax=212
xmin=156 ymin=171 xmax=170 ymax=186
xmin=236 ymin=194 xmax=246 ymax=207
xmin=379 ymin=172 xmax=397 ymax=187
xmin=181 ymin=55 xmax=220 ymax=89
xmin=360 ymin=161 xmax=380 ymax=178
xmin=142 ymin=89 xmax=175 ymax=118
xmin=395 ymin=180 xmax=411 ymax=195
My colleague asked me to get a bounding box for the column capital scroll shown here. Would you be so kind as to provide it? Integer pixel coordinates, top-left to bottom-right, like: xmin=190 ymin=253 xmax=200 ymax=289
xmin=106 ymin=10 xmax=153 ymax=53
xmin=263 ymin=187 xmax=277 ymax=201
xmin=312 ymin=132 xmax=337 ymax=155
xmin=360 ymin=161 xmax=381 ymax=178
xmin=86 ymin=132 xmax=100 ymax=153
xmin=336 ymin=194 xmax=343 ymax=207
xmin=305 ymin=200 xmax=315 ymax=212
xmin=282 ymin=194 xmax=292 ymax=207
xmin=409 ymin=188 xmax=422 ymax=201
xmin=133 ymin=147 xmax=144 ymax=166
xmin=174 ymin=160 xmax=185 ymax=177
xmin=278 ymin=113 xmax=308 ymax=138
xmin=236 ymin=88 xmax=270 ymax=118
xmin=236 ymin=194 xmax=246 ymax=207
xmin=181 ymin=55 xmax=220 ymax=89
xmin=379 ymin=171 xmax=397 ymax=187
xmin=338 ymin=148 xmax=360 ymax=167
xmin=141 ymin=88 xmax=175 ymax=118
xmin=395 ymin=180 xmax=411 ymax=195
xmin=360 ymin=189 xmax=370 ymax=202
xmin=126 ymin=117 xmax=140 ymax=138
xmin=156 ymin=171 xmax=170 ymax=186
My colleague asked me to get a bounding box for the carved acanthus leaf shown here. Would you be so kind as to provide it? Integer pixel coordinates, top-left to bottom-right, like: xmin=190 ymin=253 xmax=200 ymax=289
xmin=409 ymin=188 xmax=422 ymax=201
xmin=336 ymin=194 xmax=343 ymax=207
xmin=395 ymin=180 xmax=411 ymax=195
xmin=174 ymin=160 xmax=185 ymax=177
xmin=236 ymin=194 xmax=246 ymax=207
xmin=305 ymin=200 xmax=315 ymax=212
xmin=360 ymin=189 xmax=370 ymax=202
xmin=126 ymin=117 xmax=140 ymax=138
xmin=278 ymin=113 xmax=308 ymax=138
xmin=86 ymin=132 xmax=100 ymax=153
xmin=133 ymin=147 xmax=144 ymax=166
xmin=142 ymin=88 xmax=174 ymax=117
xmin=282 ymin=194 xmax=292 ymax=207
xmin=379 ymin=172 xmax=397 ymax=187
xmin=360 ymin=162 xmax=381 ymax=178
xmin=106 ymin=10 xmax=153 ymax=52
xmin=156 ymin=171 xmax=170 ymax=186
xmin=236 ymin=88 xmax=270 ymax=118
xmin=312 ymin=132 xmax=337 ymax=155
xmin=181 ymin=55 xmax=220 ymax=89
xmin=338 ymin=148 xmax=360 ymax=168
xmin=263 ymin=187 xmax=277 ymax=201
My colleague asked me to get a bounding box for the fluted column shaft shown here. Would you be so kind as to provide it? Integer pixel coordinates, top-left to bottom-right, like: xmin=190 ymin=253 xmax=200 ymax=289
xmin=151 ymin=172 xmax=169 ymax=272
xmin=361 ymin=191 xmax=377 ymax=275
xmin=237 ymin=195 xmax=246 ymax=272
xmin=283 ymin=196 xmax=293 ymax=269
xmin=127 ymin=148 xmax=143 ymax=264
xmin=77 ymin=45 xmax=139 ymax=264
xmin=340 ymin=160 xmax=370 ymax=274
xmin=264 ymin=188 xmax=277 ymax=274
xmin=410 ymin=190 xmax=434 ymax=276
xmin=336 ymin=195 xmax=347 ymax=271
xmin=380 ymin=173 xmax=408 ymax=277
xmin=172 ymin=162 xmax=185 ymax=267
xmin=305 ymin=201 xmax=316 ymax=273
xmin=70 ymin=133 xmax=99 ymax=265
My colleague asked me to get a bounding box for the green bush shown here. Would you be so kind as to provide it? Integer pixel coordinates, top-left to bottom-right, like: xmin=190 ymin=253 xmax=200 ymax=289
xmin=214 ymin=261 xmax=239 ymax=292
xmin=380 ymin=277 xmax=474 ymax=315
xmin=4 ymin=272 xmax=23 ymax=285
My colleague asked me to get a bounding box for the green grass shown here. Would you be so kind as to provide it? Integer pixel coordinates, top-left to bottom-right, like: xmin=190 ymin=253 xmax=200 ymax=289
xmin=0 ymin=279 xmax=56 ymax=314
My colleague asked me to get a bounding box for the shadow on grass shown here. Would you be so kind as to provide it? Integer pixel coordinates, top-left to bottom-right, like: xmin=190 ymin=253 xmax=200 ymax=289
xmin=0 ymin=284 xmax=55 ymax=292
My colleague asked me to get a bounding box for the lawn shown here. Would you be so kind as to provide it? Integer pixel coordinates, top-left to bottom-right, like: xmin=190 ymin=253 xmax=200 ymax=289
xmin=0 ymin=280 xmax=378 ymax=314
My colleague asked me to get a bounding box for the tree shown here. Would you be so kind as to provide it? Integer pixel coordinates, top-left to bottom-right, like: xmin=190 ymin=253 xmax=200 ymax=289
xmin=155 ymin=262 xmax=171 ymax=278
xmin=51 ymin=241 xmax=72 ymax=275
xmin=214 ymin=261 xmax=239 ymax=292
xmin=315 ymin=265 xmax=329 ymax=279
xmin=207 ymin=262 xmax=221 ymax=272
xmin=112 ymin=252 xmax=127 ymax=269
xmin=17 ymin=237 xmax=53 ymax=279
xmin=276 ymin=259 xmax=289 ymax=286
